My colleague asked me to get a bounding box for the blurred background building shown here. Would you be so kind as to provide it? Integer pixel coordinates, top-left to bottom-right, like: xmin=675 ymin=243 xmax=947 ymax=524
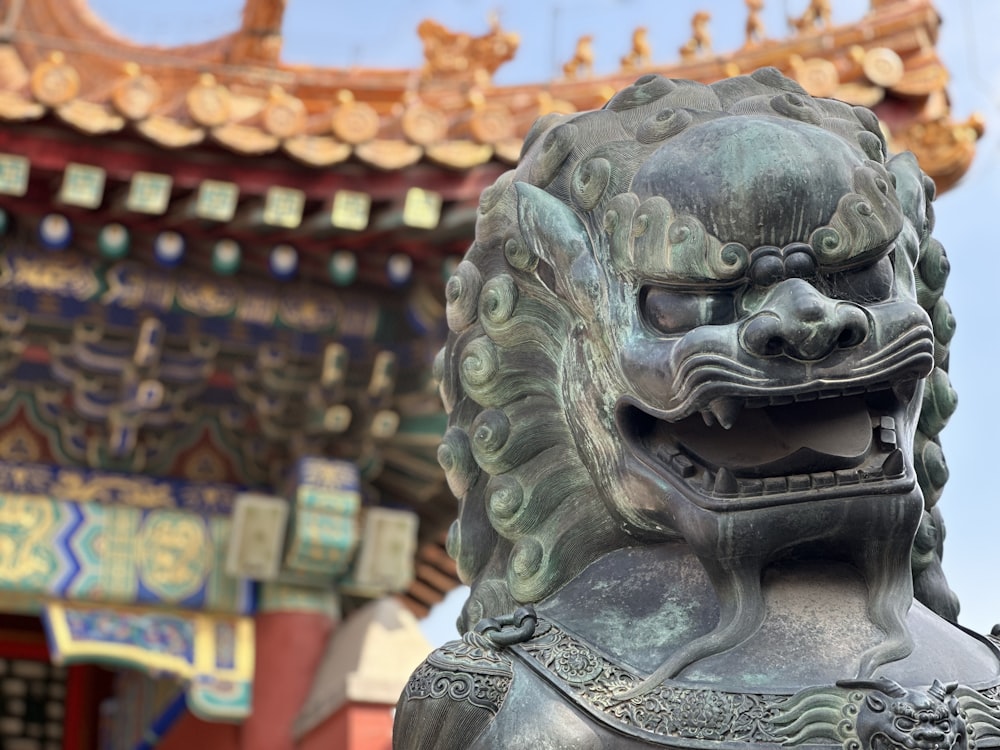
xmin=0 ymin=0 xmax=980 ymax=748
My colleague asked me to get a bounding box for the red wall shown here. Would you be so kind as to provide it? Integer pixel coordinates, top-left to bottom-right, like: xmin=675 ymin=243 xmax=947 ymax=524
xmin=299 ymin=703 xmax=393 ymax=750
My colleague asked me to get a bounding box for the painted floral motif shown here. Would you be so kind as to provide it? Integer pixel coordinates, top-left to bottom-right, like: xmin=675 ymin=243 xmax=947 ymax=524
xmin=215 ymin=621 xmax=236 ymax=669
xmin=64 ymin=608 xmax=193 ymax=660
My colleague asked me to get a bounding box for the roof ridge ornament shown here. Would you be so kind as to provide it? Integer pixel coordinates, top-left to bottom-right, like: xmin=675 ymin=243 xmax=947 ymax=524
xmin=417 ymin=15 xmax=519 ymax=85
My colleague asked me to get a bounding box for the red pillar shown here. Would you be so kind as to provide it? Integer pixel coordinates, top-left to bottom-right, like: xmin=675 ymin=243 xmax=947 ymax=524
xmin=240 ymin=611 xmax=333 ymax=750
xmin=65 ymin=665 xmax=113 ymax=750
xmin=298 ymin=702 xmax=393 ymax=750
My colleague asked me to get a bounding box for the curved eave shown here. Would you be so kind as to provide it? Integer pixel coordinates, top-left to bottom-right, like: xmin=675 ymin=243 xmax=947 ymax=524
xmin=0 ymin=0 xmax=980 ymax=189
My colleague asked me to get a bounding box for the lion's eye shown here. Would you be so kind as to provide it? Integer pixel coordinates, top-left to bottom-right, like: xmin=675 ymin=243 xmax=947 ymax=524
xmin=893 ymin=717 xmax=916 ymax=732
xmin=642 ymin=287 xmax=735 ymax=334
xmin=825 ymin=257 xmax=894 ymax=303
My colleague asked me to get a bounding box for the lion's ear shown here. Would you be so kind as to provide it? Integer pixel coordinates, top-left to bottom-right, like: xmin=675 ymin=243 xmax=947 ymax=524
xmin=886 ymin=152 xmax=929 ymax=236
xmin=514 ymin=181 xmax=601 ymax=309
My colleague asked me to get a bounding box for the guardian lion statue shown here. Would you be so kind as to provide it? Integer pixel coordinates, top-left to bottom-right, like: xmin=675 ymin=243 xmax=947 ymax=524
xmin=395 ymin=69 xmax=1000 ymax=750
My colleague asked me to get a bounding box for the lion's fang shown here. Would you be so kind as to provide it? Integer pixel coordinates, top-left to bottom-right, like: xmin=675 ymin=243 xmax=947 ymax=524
xmin=708 ymin=397 xmax=742 ymax=430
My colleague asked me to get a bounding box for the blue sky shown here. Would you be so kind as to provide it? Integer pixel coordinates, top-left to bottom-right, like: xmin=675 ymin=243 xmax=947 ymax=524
xmin=88 ymin=0 xmax=1000 ymax=639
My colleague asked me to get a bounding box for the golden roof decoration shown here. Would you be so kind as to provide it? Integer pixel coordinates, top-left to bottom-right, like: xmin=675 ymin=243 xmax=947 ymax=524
xmin=789 ymin=56 xmax=840 ymax=98
xmin=562 ymin=35 xmax=595 ymax=80
xmin=135 ymin=115 xmax=205 ymax=149
xmin=186 ymin=74 xmax=232 ymax=128
xmin=282 ymin=135 xmax=351 ymax=167
xmin=330 ymin=91 xmax=380 ymax=145
xmin=262 ymin=87 xmax=306 ymax=139
xmin=401 ymin=102 xmax=449 ymax=147
xmin=30 ymin=52 xmax=80 ymax=107
xmin=862 ymin=47 xmax=905 ymax=87
xmin=679 ymin=11 xmax=713 ymax=61
xmin=111 ymin=65 xmax=161 ymax=120
xmin=417 ymin=15 xmax=520 ymax=83
xmin=0 ymin=0 xmax=981 ymax=189
xmin=620 ymin=28 xmax=652 ymax=72
xmin=790 ymin=0 xmax=833 ymax=33
xmin=744 ymin=0 xmax=767 ymax=47
xmin=212 ymin=122 xmax=280 ymax=155
xmin=56 ymin=99 xmax=125 ymax=134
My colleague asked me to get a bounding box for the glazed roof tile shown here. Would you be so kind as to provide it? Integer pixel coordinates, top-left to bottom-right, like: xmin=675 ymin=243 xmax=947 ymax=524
xmin=0 ymin=0 xmax=982 ymax=190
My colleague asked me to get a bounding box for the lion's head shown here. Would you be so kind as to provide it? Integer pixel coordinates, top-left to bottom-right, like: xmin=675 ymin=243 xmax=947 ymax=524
xmin=437 ymin=69 xmax=958 ymax=677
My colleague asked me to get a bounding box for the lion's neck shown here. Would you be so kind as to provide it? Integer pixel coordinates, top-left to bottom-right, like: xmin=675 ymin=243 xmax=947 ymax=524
xmin=535 ymin=544 xmax=999 ymax=690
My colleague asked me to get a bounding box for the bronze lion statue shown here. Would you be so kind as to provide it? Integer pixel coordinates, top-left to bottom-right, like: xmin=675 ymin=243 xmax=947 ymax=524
xmin=395 ymin=69 xmax=999 ymax=750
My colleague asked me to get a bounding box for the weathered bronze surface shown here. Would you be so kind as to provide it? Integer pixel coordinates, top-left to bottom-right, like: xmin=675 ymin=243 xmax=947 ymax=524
xmin=395 ymin=69 xmax=999 ymax=749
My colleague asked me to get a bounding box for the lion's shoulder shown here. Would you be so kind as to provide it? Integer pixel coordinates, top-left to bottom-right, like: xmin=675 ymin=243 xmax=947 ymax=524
xmin=393 ymin=633 xmax=514 ymax=750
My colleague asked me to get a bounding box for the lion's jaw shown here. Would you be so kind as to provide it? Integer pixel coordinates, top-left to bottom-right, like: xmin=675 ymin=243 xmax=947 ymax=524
xmin=612 ymin=296 xmax=934 ymax=514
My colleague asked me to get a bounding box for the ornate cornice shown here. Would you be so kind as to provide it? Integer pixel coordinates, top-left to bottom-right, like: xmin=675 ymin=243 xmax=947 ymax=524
xmin=0 ymin=0 xmax=979 ymax=189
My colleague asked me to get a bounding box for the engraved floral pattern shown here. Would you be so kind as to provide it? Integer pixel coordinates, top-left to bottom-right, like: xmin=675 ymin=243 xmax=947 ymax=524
xmin=403 ymin=616 xmax=1000 ymax=748
xmin=403 ymin=662 xmax=511 ymax=714
xmin=402 ymin=631 xmax=515 ymax=716
xmin=515 ymin=619 xmax=783 ymax=743
xmin=428 ymin=630 xmax=513 ymax=674
xmin=552 ymin=641 xmax=604 ymax=684
xmin=512 ymin=620 xmax=1000 ymax=746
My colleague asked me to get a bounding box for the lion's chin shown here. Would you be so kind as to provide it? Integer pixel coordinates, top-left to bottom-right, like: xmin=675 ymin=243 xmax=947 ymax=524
xmin=616 ymin=380 xmax=917 ymax=511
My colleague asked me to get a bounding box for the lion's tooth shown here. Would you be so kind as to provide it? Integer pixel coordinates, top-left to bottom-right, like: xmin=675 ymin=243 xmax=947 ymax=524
xmin=672 ymin=454 xmax=696 ymax=478
xmin=701 ymin=409 xmax=717 ymax=427
xmin=882 ymin=449 xmax=905 ymax=477
xmin=655 ymin=444 xmax=678 ymax=464
xmin=709 ymin=397 xmax=741 ymax=430
xmin=714 ymin=467 xmax=738 ymax=495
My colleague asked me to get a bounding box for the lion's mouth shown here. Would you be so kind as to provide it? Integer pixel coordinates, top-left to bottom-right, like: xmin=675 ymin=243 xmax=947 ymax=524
xmin=618 ymin=381 xmax=915 ymax=510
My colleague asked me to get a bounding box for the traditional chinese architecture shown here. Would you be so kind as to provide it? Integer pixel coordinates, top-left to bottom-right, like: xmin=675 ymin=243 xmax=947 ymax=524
xmin=0 ymin=0 xmax=979 ymax=748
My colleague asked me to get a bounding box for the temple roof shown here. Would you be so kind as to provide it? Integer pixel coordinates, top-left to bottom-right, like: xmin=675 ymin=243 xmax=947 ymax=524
xmin=0 ymin=0 xmax=982 ymax=190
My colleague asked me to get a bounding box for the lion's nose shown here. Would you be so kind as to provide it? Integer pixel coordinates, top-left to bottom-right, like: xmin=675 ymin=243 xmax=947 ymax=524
xmin=741 ymin=279 xmax=869 ymax=361
xmin=913 ymin=726 xmax=946 ymax=744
